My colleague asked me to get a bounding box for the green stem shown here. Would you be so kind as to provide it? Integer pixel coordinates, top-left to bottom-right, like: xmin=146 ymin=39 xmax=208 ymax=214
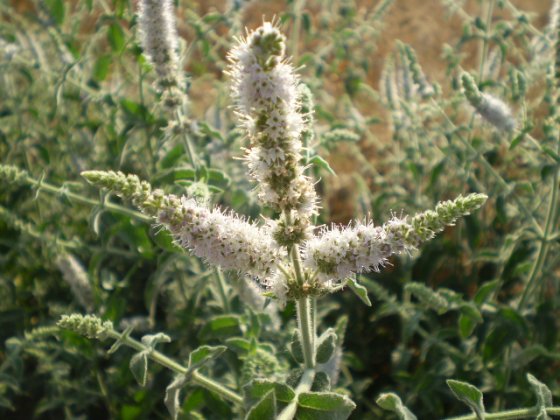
xmin=289 ymin=240 xmax=316 ymax=369
xmin=518 ymin=136 xmax=560 ymax=309
xmin=277 ymin=369 xmax=316 ymax=420
xmin=173 ymin=108 xmax=199 ymax=172
xmin=444 ymin=407 xmax=560 ymax=420
xmin=106 ymin=330 xmax=243 ymax=405
xmin=291 ymin=245 xmax=305 ymax=287
xmin=214 ymin=268 xmax=231 ymax=312
xmin=477 ymin=0 xmax=495 ymax=81
xmin=296 ymin=297 xmax=315 ymax=369
xmin=310 ymin=296 xmax=317 ymax=352
xmin=290 ymin=0 xmax=305 ymax=59
xmin=138 ymin=62 xmax=156 ymax=174
xmin=26 ymin=176 xmax=151 ymax=223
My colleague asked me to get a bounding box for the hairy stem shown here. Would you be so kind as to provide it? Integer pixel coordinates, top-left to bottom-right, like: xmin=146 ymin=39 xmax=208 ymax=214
xmin=296 ymin=297 xmax=316 ymax=369
xmin=445 ymin=406 xmax=560 ymax=420
xmin=25 ymin=175 xmax=151 ymax=223
xmin=290 ymin=241 xmax=316 ymax=369
xmin=518 ymin=135 xmax=560 ymax=309
xmin=105 ymin=329 xmax=243 ymax=405
xmin=214 ymin=268 xmax=231 ymax=312
xmin=173 ymin=108 xmax=199 ymax=172
xmin=290 ymin=0 xmax=305 ymax=59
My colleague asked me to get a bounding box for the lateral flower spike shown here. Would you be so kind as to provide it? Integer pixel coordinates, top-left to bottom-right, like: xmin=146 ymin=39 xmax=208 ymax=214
xmin=81 ymin=171 xmax=283 ymax=280
xmin=461 ymin=72 xmax=516 ymax=132
xmin=303 ymin=193 xmax=487 ymax=284
xmin=227 ymin=22 xmax=318 ymax=220
xmin=58 ymin=314 xmax=113 ymax=340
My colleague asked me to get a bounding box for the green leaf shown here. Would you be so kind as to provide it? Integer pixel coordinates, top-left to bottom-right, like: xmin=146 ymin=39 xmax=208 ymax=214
xmin=310 ymin=155 xmax=336 ymax=175
xmin=92 ymin=55 xmax=111 ymax=82
xmin=296 ymin=392 xmax=356 ymax=420
xmin=188 ymin=345 xmax=227 ymax=370
xmin=129 ymin=351 xmax=149 ymax=387
xmin=199 ymin=315 xmax=242 ymax=340
xmin=447 ymin=380 xmax=485 ymax=420
xmin=45 ymin=0 xmax=65 ymax=25
xmin=405 ymin=282 xmax=448 ymax=314
xmin=225 ymin=337 xmax=252 ymax=355
xmin=483 ymin=307 xmax=527 ymax=361
xmin=141 ymin=333 xmax=171 ymax=349
xmin=316 ymin=329 xmax=337 ymax=364
xmin=245 ymin=390 xmax=277 ymax=420
xmin=376 ymin=393 xmax=417 ymax=420
xmin=542 ymin=146 xmax=560 ymax=163
xmin=152 ymin=229 xmax=181 ymax=252
xmin=428 ymin=159 xmax=446 ymax=190
xmin=458 ymin=303 xmax=483 ymax=338
xmin=107 ymin=22 xmax=125 ymax=52
xmin=458 ymin=313 xmax=477 ymax=339
xmin=473 ymin=279 xmax=499 ymax=306
xmin=311 ymin=371 xmax=331 ymax=392
xmin=165 ymin=374 xmax=189 ymax=420
xmin=345 ymin=278 xmax=372 ymax=307
xmin=527 ymin=374 xmax=552 ymax=420
xmin=243 ymin=379 xmax=296 ymax=405
xmin=290 ymin=329 xmax=304 ymax=363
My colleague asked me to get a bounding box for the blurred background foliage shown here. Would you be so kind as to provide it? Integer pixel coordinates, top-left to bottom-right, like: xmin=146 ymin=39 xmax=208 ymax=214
xmin=1 ymin=0 xmax=559 ymax=418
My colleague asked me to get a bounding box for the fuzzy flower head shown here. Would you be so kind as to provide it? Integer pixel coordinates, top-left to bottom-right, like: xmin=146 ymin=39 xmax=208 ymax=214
xmin=228 ymin=22 xmax=318 ymax=220
xmin=158 ymin=196 xmax=285 ymax=280
xmin=56 ymin=254 xmax=94 ymax=312
xmin=138 ymin=0 xmax=185 ymax=109
xmin=461 ymin=72 xmax=515 ymax=132
xmin=58 ymin=314 xmax=113 ymax=340
xmin=82 ymin=170 xmax=284 ymax=282
xmin=303 ymin=194 xmax=487 ymax=285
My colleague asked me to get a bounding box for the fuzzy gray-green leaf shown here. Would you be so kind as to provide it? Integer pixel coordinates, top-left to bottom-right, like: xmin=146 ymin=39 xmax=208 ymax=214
xmin=129 ymin=351 xmax=149 ymax=387
xmin=376 ymin=393 xmax=417 ymax=420
xmin=447 ymin=379 xmax=485 ymax=420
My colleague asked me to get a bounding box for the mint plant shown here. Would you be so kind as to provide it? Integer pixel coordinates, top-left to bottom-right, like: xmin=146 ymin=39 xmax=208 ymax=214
xmin=1 ymin=0 xmax=559 ymax=419
xmin=52 ymin=13 xmax=488 ymax=418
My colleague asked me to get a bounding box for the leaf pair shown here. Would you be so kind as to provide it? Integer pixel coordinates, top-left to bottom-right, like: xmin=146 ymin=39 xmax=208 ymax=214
xmin=164 ymin=345 xmax=227 ymax=420
xmin=244 ymin=379 xmax=355 ymax=420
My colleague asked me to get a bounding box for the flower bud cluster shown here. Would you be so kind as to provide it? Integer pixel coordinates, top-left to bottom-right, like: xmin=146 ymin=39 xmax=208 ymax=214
xmin=303 ymin=194 xmax=487 ymax=284
xmin=0 ymin=164 xmax=28 ymax=186
xmin=228 ymin=22 xmax=317 ymax=219
xmin=82 ymin=170 xmax=283 ymax=279
xmin=461 ymin=72 xmax=515 ymax=132
xmin=138 ymin=0 xmax=185 ymax=110
xmin=58 ymin=314 xmax=113 ymax=340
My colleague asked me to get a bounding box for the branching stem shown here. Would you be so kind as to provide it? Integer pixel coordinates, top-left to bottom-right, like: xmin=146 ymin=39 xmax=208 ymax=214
xmin=25 ymin=175 xmax=151 ymax=223
xmin=105 ymin=329 xmax=243 ymax=405
xmin=277 ymin=369 xmax=316 ymax=420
